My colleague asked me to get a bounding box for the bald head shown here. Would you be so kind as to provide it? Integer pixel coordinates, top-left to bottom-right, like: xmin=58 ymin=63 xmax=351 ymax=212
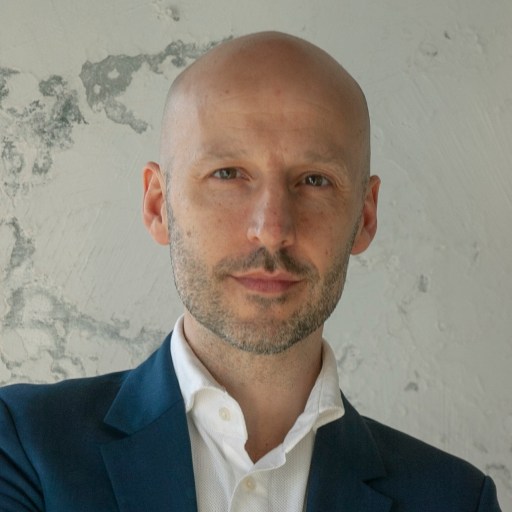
xmin=160 ymin=31 xmax=370 ymax=186
xmin=144 ymin=32 xmax=380 ymax=353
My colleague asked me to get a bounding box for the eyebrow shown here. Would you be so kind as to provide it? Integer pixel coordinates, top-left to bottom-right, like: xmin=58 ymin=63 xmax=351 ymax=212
xmin=196 ymin=148 xmax=249 ymax=162
xmin=190 ymin=140 xmax=250 ymax=165
xmin=301 ymin=147 xmax=351 ymax=175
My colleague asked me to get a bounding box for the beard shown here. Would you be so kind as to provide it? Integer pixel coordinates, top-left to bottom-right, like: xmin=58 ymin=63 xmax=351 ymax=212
xmin=168 ymin=208 xmax=357 ymax=355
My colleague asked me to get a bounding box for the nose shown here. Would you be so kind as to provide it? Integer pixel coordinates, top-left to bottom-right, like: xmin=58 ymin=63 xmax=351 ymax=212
xmin=246 ymin=184 xmax=296 ymax=251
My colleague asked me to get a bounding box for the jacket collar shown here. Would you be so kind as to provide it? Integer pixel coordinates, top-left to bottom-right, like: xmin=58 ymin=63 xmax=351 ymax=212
xmin=100 ymin=333 xmax=392 ymax=512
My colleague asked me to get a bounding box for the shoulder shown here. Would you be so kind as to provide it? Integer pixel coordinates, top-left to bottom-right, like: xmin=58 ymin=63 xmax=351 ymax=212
xmin=0 ymin=370 xmax=128 ymax=437
xmin=363 ymin=414 xmax=479 ymax=474
xmin=361 ymin=415 xmax=500 ymax=511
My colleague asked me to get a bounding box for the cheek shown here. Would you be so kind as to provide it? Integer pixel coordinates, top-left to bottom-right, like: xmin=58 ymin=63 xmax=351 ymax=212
xmin=179 ymin=196 xmax=244 ymax=254
xmin=297 ymin=206 xmax=355 ymax=262
xmin=296 ymin=205 xmax=334 ymax=239
xmin=207 ymin=196 xmax=244 ymax=232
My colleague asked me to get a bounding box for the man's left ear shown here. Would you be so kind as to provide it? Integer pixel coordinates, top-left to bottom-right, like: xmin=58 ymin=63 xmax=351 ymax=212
xmin=142 ymin=161 xmax=169 ymax=245
xmin=351 ymin=175 xmax=380 ymax=255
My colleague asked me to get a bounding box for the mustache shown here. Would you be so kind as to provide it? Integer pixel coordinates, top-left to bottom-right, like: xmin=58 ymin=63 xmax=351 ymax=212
xmin=214 ymin=247 xmax=316 ymax=278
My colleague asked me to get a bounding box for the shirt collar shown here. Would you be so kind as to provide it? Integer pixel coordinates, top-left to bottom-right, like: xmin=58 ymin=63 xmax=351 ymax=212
xmin=170 ymin=314 xmax=344 ymax=443
xmin=170 ymin=315 xmax=222 ymax=412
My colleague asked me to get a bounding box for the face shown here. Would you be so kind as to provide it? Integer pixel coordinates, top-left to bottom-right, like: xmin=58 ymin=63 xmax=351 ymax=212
xmin=162 ymin=78 xmax=376 ymax=355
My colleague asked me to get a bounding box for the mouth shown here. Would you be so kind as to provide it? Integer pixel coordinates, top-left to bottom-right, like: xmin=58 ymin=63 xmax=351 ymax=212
xmin=231 ymin=272 xmax=302 ymax=294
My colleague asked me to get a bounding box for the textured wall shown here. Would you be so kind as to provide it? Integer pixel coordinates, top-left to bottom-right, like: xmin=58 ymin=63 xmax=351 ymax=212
xmin=1 ymin=0 xmax=511 ymax=507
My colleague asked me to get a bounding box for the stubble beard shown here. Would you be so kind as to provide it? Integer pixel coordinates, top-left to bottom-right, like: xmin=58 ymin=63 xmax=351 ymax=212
xmin=168 ymin=208 xmax=356 ymax=355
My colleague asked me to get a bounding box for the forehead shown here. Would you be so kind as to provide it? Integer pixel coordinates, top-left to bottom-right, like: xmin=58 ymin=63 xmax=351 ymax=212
xmin=168 ymin=79 xmax=363 ymax=161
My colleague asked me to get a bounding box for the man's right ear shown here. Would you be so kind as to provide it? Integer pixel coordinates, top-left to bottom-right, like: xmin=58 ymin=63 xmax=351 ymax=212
xmin=142 ymin=162 xmax=169 ymax=245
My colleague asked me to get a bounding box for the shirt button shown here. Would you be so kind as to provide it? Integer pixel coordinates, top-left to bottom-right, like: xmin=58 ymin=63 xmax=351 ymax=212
xmin=219 ymin=407 xmax=231 ymax=421
xmin=244 ymin=477 xmax=256 ymax=491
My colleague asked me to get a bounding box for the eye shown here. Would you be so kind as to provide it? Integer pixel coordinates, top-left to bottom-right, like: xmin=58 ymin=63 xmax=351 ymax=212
xmin=303 ymin=174 xmax=331 ymax=187
xmin=211 ymin=168 xmax=243 ymax=180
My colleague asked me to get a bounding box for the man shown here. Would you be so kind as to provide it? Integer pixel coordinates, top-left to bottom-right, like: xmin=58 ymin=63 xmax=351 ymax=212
xmin=0 ymin=32 xmax=501 ymax=511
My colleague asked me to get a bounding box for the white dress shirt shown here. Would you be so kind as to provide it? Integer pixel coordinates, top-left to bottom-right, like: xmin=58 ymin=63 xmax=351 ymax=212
xmin=170 ymin=316 xmax=344 ymax=512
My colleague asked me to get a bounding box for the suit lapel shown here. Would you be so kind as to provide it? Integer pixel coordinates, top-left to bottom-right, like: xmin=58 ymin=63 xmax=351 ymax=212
xmin=101 ymin=404 xmax=196 ymax=512
xmin=100 ymin=334 xmax=197 ymax=512
xmin=306 ymin=395 xmax=393 ymax=512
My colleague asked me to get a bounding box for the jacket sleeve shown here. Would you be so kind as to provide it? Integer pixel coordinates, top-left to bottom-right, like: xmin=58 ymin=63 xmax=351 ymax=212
xmin=476 ymin=475 xmax=502 ymax=512
xmin=0 ymin=397 xmax=44 ymax=512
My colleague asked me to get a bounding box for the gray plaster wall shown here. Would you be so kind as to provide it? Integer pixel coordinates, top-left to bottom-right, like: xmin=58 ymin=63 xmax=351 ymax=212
xmin=1 ymin=0 xmax=511 ymax=507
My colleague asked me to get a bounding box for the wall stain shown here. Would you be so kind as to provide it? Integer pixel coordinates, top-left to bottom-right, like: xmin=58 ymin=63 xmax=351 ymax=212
xmin=404 ymin=381 xmax=419 ymax=392
xmin=0 ymin=70 xmax=86 ymax=196
xmin=33 ymin=76 xmax=86 ymax=174
xmin=79 ymin=39 xmax=224 ymax=133
xmin=152 ymin=1 xmax=180 ymax=21
xmin=6 ymin=217 xmax=35 ymax=275
xmin=1 ymin=139 xmax=25 ymax=177
xmin=336 ymin=344 xmax=363 ymax=375
xmin=0 ymin=67 xmax=19 ymax=106
xmin=418 ymin=274 xmax=430 ymax=293
xmin=418 ymin=42 xmax=439 ymax=58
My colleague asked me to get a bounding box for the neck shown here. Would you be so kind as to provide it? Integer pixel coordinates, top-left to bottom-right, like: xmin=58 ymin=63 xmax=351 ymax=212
xmin=183 ymin=312 xmax=323 ymax=462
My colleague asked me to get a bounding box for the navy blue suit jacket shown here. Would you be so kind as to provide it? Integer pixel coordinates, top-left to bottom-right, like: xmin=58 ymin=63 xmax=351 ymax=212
xmin=0 ymin=333 xmax=501 ymax=511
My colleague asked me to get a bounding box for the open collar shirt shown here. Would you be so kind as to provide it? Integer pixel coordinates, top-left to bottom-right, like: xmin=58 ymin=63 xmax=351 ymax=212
xmin=170 ymin=316 xmax=344 ymax=512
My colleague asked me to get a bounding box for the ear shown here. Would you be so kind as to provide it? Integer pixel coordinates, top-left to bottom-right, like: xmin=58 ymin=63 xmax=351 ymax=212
xmin=142 ymin=161 xmax=169 ymax=245
xmin=351 ymin=175 xmax=380 ymax=255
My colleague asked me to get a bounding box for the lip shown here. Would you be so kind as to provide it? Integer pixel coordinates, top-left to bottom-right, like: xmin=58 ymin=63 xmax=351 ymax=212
xmin=231 ymin=272 xmax=302 ymax=294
